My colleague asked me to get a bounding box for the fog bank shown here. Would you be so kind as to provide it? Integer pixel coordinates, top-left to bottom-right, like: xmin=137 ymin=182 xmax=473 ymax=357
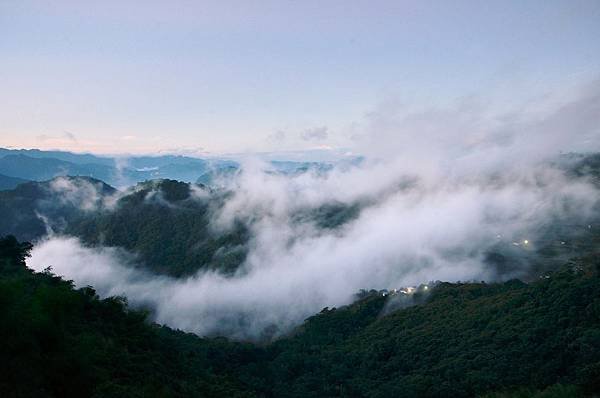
xmin=27 ymin=81 xmax=600 ymax=340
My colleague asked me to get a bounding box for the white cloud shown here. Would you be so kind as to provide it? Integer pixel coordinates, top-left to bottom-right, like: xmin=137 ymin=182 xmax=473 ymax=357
xmin=26 ymin=79 xmax=600 ymax=341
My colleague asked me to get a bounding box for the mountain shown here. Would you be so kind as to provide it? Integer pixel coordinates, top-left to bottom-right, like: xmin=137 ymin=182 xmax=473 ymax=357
xmin=196 ymin=164 xmax=240 ymax=186
xmin=0 ymin=149 xmax=220 ymax=186
xmin=0 ymin=147 xmax=350 ymax=187
xmin=0 ymin=176 xmax=363 ymax=277
xmin=1 ymin=164 xmax=599 ymax=279
xmin=0 ymin=154 xmax=116 ymax=182
xmin=0 ymin=177 xmax=251 ymax=276
xmin=0 ymin=173 xmax=28 ymax=191
xmin=66 ymin=179 xmax=250 ymax=277
xmin=270 ymin=160 xmax=334 ymax=175
xmin=571 ymin=153 xmax=600 ymax=186
xmin=0 ymin=151 xmax=597 ymax=280
xmin=1 ymin=235 xmax=598 ymax=397
xmin=0 ymin=176 xmax=116 ymax=242
xmin=0 ymin=235 xmax=253 ymax=397
xmin=255 ymin=255 xmax=600 ymax=397
xmin=195 ymin=161 xmax=335 ymax=187
xmin=0 ymin=147 xmax=115 ymax=166
xmin=0 ymin=153 xmax=219 ymax=187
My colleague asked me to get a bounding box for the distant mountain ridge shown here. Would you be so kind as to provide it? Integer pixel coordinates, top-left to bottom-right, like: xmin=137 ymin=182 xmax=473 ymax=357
xmin=0 ymin=173 xmax=28 ymax=191
xmin=0 ymin=147 xmax=347 ymax=187
xmin=0 ymin=147 xmax=115 ymax=165
xmin=0 ymin=154 xmax=116 ymax=182
xmin=0 ymin=150 xmax=219 ymax=186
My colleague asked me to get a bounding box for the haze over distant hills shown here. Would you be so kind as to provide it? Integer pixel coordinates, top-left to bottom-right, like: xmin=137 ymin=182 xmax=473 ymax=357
xmin=0 ymin=147 xmax=354 ymax=188
xmin=0 ymin=147 xmax=229 ymax=187
xmin=0 ymin=173 xmax=28 ymax=190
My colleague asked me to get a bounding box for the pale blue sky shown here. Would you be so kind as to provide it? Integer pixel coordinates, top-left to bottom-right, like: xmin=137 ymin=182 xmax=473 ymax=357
xmin=1 ymin=0 xmax=599 ymax=154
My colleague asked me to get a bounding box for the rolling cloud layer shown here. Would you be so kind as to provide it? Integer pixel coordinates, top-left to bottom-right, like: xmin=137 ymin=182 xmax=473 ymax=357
xmin=27 ymin=81 xmax=600 ymax=340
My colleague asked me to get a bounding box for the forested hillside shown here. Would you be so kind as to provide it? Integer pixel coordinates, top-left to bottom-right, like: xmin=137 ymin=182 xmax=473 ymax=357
xmin=0 ymin=176 xmax=364 ymax=277
xmin=2 ymin=235 xmax=599 ymax=397
xmin=66 ymin=179 xmax=250 ymax=277
xmin=2 ymin=170 xmax=598 ymax=279
xmin=0 ymin=235 xmax=257 ymax=397
xmin=257 ymin=257 xmax=600 ymax=397
xmin=0 ymin=177 xmax=116 ymax=242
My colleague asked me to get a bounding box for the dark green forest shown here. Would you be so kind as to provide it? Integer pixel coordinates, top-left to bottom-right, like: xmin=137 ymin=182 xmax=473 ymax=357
xmin=65 ymin=179 xmax=251 ymax=277
xmin=0 ymin=176 xmax=116 ymax=242
xmin=0 ymin=235 xmax=256 ymax=397
xmin=1 ymin=235 xmax=599 ymax=397
xmin=0 ymin=177 xmax=362 ymax=277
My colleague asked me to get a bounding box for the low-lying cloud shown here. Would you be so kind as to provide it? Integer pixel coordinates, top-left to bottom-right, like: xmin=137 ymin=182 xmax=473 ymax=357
xmin=26 ymin=79 xmax=600 ymax=341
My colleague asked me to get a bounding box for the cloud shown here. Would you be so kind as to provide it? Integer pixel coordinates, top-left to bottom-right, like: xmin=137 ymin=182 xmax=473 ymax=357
xmin=350 ymin=79 xmax=600 ymax=178
xmin=36 ymin=131 xmax=78 ymax=144
xmin=46 ymin=176 xmax=119 ymax=211
xmin=267 ymin=130 xmax=287 ymax=144
xmin=25 ymin=79 xmax=600 ymax=341
xmin=157 ymin=146 xmax=207 ymax=156
xmin=301 ymin=126 xmax=329 ymax=141
xmin=27 ymin=163 xmax=598 ymax=341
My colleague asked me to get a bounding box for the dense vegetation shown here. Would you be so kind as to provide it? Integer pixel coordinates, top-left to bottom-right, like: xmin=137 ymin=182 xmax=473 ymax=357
xmin=0 ymin=177 xmax=248 ymax=277
xmin=0 ymin=235 xmax=256 ymax=397
xmin=0 ymin=176 xmax=362 ymax=277
xmin=66 ymin=179 xmax=250 ymax=277
xmin=1 ymin=150 xmax=598 ymax=396
xmin=1 ymin=235 xmax=599 ymax=397
xmin=0 ymin=176 xmax=116 ymax=242
xmin=258 ymin=258 xmax=600 ymax=397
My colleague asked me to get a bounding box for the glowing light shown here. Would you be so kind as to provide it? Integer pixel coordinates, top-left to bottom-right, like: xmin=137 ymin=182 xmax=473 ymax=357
xmin=523 ymin=239 xmax=529 ymax=245
xmin=400 ymin=287 xmax=416 ymax=294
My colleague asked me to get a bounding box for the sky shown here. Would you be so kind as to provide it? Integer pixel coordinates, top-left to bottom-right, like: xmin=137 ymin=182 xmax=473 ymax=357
xmin=1 ymin=0 xmax=599 ymax=155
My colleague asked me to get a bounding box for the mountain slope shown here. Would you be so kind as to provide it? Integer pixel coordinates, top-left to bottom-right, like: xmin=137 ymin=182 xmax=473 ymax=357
xmin=0 ymin=235 xmax=255 ymax=397
xmin=0 ymin=177 xmax=253 ymax=277
xmin=0 ymin=154 xmax=116 ymax=182
xmin=2 ymin=235 xmax=599 ymax=397
xmin=256 ymin=256 xmax=600 ymax=397
xmin=0 ymin=147 xmax=347 ymax=187
xmin=0 ymin=176 xmax=116 ymax=242
xmin=0 ymin=173 xmax=28 ymax=191
xmin=66 ymin=179 xmax=250 ymax=277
